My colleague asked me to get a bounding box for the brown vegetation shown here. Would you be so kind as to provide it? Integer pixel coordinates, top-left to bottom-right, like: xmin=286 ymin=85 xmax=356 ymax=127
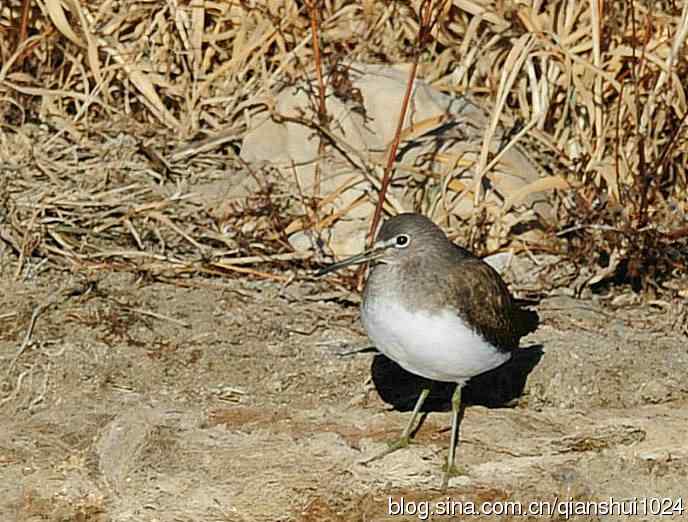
xmin=0 ymin=0 xmax=686 ymax=293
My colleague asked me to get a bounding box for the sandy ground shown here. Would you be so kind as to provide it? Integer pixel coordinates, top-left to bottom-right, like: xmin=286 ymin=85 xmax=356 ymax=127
xmin=1 ymin=266 xmax=688 ymax=522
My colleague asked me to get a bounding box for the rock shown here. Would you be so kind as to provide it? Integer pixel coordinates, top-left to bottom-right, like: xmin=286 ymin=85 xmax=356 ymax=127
xmin=241 ymin=63 xmax=558 ymax=257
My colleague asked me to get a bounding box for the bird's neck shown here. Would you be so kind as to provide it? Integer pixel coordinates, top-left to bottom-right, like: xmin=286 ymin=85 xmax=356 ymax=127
xmin=365 ymin=257 xmax=445 ymax=308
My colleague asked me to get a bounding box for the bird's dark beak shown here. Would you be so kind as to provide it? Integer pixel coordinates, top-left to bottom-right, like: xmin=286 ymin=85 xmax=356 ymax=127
xmin=315 ymin=243 xmax=388 ymax=277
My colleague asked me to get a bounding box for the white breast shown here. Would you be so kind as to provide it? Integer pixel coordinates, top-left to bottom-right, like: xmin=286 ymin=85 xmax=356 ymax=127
xmin=361 ymin=298 xmax=510 ymax=384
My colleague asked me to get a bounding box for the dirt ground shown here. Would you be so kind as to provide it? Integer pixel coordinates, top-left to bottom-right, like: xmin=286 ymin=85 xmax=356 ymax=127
xmin=1 ymin=264 xmax=688 ymax=522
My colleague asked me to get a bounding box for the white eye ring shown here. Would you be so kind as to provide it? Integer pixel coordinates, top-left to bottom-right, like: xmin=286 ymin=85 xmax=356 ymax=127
xmin=395 ymin=234 xmax=410 ymax=248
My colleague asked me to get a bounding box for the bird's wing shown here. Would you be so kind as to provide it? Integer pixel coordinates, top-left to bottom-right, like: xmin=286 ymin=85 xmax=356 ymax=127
xmin=447 ymin=257 xmax=539 ymax=351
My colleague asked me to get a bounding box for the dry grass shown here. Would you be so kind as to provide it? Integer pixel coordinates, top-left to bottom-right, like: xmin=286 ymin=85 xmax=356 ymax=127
xmin=0 ymin=0 xmax=686 ymax=294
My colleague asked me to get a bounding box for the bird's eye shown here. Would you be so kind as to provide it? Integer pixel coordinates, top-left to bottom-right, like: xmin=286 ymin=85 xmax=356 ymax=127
xmin=395 ymin=234 xmax=410 ymax=248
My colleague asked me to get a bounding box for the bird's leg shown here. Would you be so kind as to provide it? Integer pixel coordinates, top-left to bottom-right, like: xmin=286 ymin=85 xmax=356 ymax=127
xmin=441 ymin=384 xmax=464 ymax=490
xmin=361 ymin=387 xmax=430 ymax=464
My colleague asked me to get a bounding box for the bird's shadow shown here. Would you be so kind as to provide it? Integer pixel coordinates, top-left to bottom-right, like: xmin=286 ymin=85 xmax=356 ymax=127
xmin=370 ymin=344 xmax=544 ymax=412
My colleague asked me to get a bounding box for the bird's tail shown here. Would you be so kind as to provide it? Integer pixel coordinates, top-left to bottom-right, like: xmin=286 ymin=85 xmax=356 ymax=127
xmin=514 ymin=299 xmax=540 ymax=337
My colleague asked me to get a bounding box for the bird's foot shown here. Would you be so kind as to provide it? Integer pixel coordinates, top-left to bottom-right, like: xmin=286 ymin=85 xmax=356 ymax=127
xmin=360 ymin=435 xmax=411 ymax=465
xmin=440 ymin=463 xmax=469 ymax=490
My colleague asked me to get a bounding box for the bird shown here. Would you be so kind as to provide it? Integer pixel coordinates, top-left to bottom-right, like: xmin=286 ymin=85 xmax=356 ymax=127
xmin=316 ymin=213 xmax=538 ymax=488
